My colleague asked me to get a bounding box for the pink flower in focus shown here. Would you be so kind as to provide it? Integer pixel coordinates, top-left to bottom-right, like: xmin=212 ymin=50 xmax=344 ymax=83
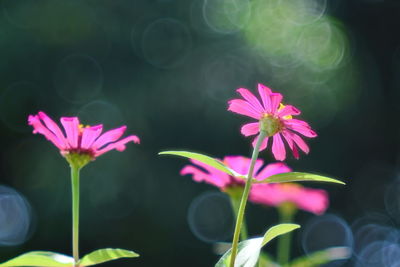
xmin=228 ymin=83 xmax=317 ymax=161
xmin=28 ymin=111 xmax=140 ymax=160
xmin=180 ymin=155 xmax=290 ymax=190
xmin=250 ymin=183 xmax=329 ymax=215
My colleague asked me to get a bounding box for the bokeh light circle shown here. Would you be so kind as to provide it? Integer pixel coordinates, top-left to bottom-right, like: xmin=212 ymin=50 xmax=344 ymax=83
xmin=2 ymin=0 xmax=39 ymax=29
xmin=187 ymin=191 xmax=234 ymax=243
xmin=54 ymin=54 xmax=103 ymax=104
xmin=353 ymin=223 xmax=399 ymax=259
xmin=277 ymin=0 xmax=328 ymax=26
xmin=77 ymin=100 xmax=124 ymax=129
xmin=141 ymin=18 xmax=191 ymax=69
xmin=302 ymin=214 xmax=353 ymax=265
xmin=202 ymin=0 xmax=251 ymax=34
xmin=355 ymin=241 xmax=400 ymax=267
xmin=384 ymin=178 xmax=400 ymax=224
xmin=0 ymin=185 xmax=33 ymax=246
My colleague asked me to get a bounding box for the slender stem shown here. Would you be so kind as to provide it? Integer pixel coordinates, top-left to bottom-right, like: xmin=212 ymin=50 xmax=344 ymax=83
xmin=229 ymin=131 xmax=267 ymax=267
xmin=71 ymin=166 xmax=80 ymax=266
xmin=229 ymin=196 xmax=248 ymax=241
xmin=277 ymin=202 xmax=296 ymax=266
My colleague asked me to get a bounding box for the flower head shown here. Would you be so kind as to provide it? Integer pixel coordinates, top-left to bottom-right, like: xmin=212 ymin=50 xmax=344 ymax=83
xmin=180 ymin=155 xmax=290 ymax=191
xmin=249 ymin=183 xmax=329 ymax=215
xmin=228 ymin=83 xmax=317 ymax=161
xmin=28 ymin=111 xmax=140 ymax=167
xmin=180 ymin=155 xmax=328 ymax=214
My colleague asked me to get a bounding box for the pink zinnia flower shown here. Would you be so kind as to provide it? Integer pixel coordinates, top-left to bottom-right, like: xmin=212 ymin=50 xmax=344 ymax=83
xmin=181 ymin=155 xmax=328 ymax=214
xmin=28 ymin=111 xmax=140 ymax=161
xmin=180 ymin=155 xmax=290 ymax=190
xmin=249 ymin=183 xmax=329 ymax=215
xmin=228 ymin=83 xmax=317 ymax=161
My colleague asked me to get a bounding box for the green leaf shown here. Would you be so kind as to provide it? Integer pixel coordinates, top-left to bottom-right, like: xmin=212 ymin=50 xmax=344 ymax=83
xmin=0 ymin=251 xmax=74 ymax=266
xmin=159 ymin=151 xmax=245 ymax=178
xmin=255 ymin=172 xmax=345 ymax=185
xmin=215 ymin=224 xmax=300 ymax=267
xmin=262 ymin=223 xmax=300 ymax=246
xmin=289 ymin=247 xmax=351 ymax=267
xmin=78 ymin=248 xmax=139 ymax=266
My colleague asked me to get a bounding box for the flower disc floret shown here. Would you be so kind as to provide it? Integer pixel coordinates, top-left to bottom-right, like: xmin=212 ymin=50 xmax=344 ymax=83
xmin=260 ymin=114 xmax=282 ymax=137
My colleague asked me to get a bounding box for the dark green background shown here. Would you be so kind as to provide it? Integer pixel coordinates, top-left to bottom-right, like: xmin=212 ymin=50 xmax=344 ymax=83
xmin=0 ymin=0 xmax=399 ymax=266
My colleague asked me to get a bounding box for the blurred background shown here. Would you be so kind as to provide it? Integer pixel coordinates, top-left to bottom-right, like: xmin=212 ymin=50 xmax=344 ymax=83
xmin=0 ymin=0 xmax=399 ymax=266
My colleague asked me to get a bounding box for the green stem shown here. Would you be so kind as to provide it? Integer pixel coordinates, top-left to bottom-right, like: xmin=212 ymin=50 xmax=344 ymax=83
xmin=229 ymin=131 xmax=267 ymax=267
xmin=229 ymin=196 xmax=248 ymax=241
xmin=277 ymin=202 xmax=297 ymax=266
xmin=71 ymin=166 xmax=80 ymax=266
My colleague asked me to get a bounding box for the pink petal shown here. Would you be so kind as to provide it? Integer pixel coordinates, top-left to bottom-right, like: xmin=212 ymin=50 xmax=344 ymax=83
xmin=249 ymin=183 xmax=329 ymax=214
xmin=81 ymin=125 xmax=103 ymax=150
xmin=285 ymin=131 xmax=310 ymax=154
xmin=38 ymin=111 xmax=69 ymax=148
xmin=184 ymin=159 xmax=231 ymax=188
xmin=293 ymin=188 xmax=329 ymax=214
xmin=94 ymin=135 xmax=140 ymax=156
xmin=228 ymin=99 xmax=261 ymax=119
xmin=252 ymin=135 xmax=269 ymax=151
xmin=270 ymin=93 xmax=283 ymax=114
xmin=285 ymin=119 xmax=317 ymax=138
xmin=257 ymin=83 xmax=272 ymax=112
xmin=272 ymin=133 xmax=286 ymax=161
xmin=91 ymin=126 xmax=127 ymax=149
xmin=249 ymin=184 xmax=284 ymax=206
xmin=60 ymin=117 xmax=80 ymax=149
xmin=236 ymin=88 xmax=265 ymax=113
xmin=240 ymin=122 xmax=260 ymax=137
xmin=223 ymin=156 xmax=264 ymax=177
xmin=28 ymin=114 xmax=66 ymax=150
xmin=285 ymin=119 xmax=311 ymax=127
xmin=254 ymin=162 xmax=291 ymax=181
xmin=188 ymin=159 xmax=233 ymax=185
xmin=278 ymin=105 xmax=300 ymax=117
xmin=281 ymin=131 xmax=300 ymax=159
xmin=180 ymin=165 xmax=227 ymax=188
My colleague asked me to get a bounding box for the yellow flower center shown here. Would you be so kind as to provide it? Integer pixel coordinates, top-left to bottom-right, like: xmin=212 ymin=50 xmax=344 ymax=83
xmin=279 ymin=103 xmax=292 ymax=120
xmin=78 ymin=124 xmax=90 ymax=134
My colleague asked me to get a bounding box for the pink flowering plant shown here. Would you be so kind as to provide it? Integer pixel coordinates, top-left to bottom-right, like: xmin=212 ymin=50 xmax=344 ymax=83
xmin=160 ymin=84 xmax=345 ymax=266
xmin=229 ymin=84 xmax=317 ymax=161
xmin=0 ymin=111 xmax=140 ymax=267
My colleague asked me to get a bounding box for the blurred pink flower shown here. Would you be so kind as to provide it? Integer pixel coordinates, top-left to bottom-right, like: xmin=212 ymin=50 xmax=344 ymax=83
xmin=250 ymin=183 xmax=329 ymax=215
xmin=180 ymin=155 xmax=289 ymax=189
xmin=181 ymin=155 xmax=328 ymax=214
xmin=28 ymin=111 xmax=140 ymax=159
xmin=228 ymin=83 xmax=317 ymax=161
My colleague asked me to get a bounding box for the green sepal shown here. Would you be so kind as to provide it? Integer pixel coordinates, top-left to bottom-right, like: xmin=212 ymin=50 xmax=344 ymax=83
xmin=65 ymin=152 xmax=93 ymax=169
xmin=215 ymin=224 xmax=300 ymax=267
xmin=78 ymin=248 xmax=139 ymax=266
xmin=254 ymin=172 xmax=345 ymax=185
